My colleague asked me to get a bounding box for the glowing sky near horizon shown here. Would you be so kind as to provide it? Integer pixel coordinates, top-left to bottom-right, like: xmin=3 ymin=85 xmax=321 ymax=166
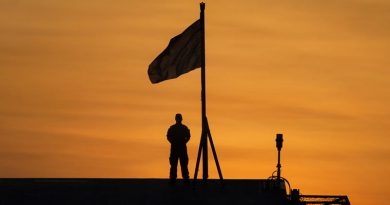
xmin=1 ymin=1 xmax=390 ymax=205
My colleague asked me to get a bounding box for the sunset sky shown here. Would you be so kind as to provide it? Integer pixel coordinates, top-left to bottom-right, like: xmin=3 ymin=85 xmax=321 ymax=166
xmin=1 ymin=0 xmax=390 ymax=204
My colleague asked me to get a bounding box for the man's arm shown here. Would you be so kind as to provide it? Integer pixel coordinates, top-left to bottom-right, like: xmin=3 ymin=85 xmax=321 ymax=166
xmin=167 ymin=127 xmax=173 ymax=143
xmin=185 ymin=127 xmax=191 ymax=143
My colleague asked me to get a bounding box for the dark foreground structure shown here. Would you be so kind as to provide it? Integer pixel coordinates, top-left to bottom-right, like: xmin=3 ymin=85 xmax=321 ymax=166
xmin=0 ymin=178 xmax=349 ymax=205
xmin=0 ymin=133 xmax=351 ymax=205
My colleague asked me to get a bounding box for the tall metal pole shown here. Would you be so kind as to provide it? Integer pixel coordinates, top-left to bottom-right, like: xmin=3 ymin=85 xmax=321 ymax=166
xmin=200 ymin=2 xmax=208 ymax=181
xmin=194 ymin=3 xmax=223 ymax=183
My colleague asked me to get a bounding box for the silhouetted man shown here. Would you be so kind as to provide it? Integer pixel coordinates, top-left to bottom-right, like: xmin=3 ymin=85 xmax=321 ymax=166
xmin=167 ymin=113 xmax=190 ymax=184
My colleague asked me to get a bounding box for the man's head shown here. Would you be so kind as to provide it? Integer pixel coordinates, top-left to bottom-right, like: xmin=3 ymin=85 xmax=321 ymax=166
xmin=175 ymin=113 xmax=183 ymax=124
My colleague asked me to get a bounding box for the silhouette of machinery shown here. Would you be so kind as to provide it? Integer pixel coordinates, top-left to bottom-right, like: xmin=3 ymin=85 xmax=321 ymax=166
xmin=266 ymin=133 xmax=351 ymax=205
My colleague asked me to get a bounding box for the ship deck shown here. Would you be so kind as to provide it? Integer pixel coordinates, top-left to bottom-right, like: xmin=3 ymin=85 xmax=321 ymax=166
xmin=0 ymin=178 xmax=290 ymax=205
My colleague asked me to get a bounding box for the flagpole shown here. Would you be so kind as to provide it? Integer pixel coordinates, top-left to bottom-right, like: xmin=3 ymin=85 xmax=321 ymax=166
xmin=194 ymin=2 xmax=223 ymax=184
xmin=200 ymin=2 xmax=208 ymax=181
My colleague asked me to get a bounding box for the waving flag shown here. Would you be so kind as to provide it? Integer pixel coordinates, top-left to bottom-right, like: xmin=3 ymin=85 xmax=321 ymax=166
xmin=148 ymin=20 xmax=201 ymax=84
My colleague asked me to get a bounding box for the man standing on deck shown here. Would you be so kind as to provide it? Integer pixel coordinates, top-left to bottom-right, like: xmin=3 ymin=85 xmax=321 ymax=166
xmin=167 ymin=113 xmax=190 ymax=184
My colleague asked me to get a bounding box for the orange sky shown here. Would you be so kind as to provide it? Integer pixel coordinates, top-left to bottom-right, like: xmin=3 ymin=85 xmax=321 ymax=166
xmin=1 ymin=0 xmax=390 ymax=204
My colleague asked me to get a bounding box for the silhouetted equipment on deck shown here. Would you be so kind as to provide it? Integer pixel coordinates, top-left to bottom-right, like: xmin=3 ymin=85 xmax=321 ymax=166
xmin=267 ymin=133 xmax=293 ymax=199
xmin=266 ymin=133 xmax=351 ymax=205
xmin=268 ymin=134 xmax=287 ymax=186
xmin=299 ymin=195 xmax=351 ymax=205
xmin=290 ymin=189 xmax=351 ymax=205
xmin=276 ymin=133 xmax=283 ymax=181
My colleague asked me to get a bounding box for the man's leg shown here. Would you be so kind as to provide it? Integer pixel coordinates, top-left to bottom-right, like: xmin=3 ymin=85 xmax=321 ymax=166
xmin=179 ymin=151 xmax=190 ymax=181
xmin=169 ymin=151 xmax=178 ymax=183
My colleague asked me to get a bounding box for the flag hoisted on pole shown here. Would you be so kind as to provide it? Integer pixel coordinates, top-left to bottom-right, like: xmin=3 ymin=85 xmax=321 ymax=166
xmin=148 ymin=20 xmax=201 ymax=84
xmin=148 ymin=2 xmax=223 ymax=183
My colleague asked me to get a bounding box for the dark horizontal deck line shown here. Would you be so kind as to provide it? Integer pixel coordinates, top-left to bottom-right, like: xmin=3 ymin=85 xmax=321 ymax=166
xmin=1 ymin=178 xmax=289 ymax=205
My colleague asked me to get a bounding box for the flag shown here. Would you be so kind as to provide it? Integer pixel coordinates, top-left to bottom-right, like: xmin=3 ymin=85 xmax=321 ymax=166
xmin=148 ymin=19 xmax=201 ymax=84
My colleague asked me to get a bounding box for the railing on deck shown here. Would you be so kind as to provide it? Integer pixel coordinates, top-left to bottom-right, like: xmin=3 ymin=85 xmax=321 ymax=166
xmin=294 ymin=194 xmax=351 ymax=205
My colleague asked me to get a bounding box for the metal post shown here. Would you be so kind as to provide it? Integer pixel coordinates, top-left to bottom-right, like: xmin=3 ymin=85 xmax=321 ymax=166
xmin=194 ymin=3 xmax=223 ymax=183
xmin=205 ymin=118 xmax=223 ymax=181
xmin=200 ymin=2 xmax=208 ymax=181
xmin=277 ymin=149 xmax=281 ymax=180
xmin=276 ymin=134 xmax=283 ymax=181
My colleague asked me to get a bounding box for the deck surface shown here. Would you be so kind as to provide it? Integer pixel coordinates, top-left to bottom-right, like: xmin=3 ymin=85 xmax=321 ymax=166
xmin=0 ymin=178 xmax=289 ymax=205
